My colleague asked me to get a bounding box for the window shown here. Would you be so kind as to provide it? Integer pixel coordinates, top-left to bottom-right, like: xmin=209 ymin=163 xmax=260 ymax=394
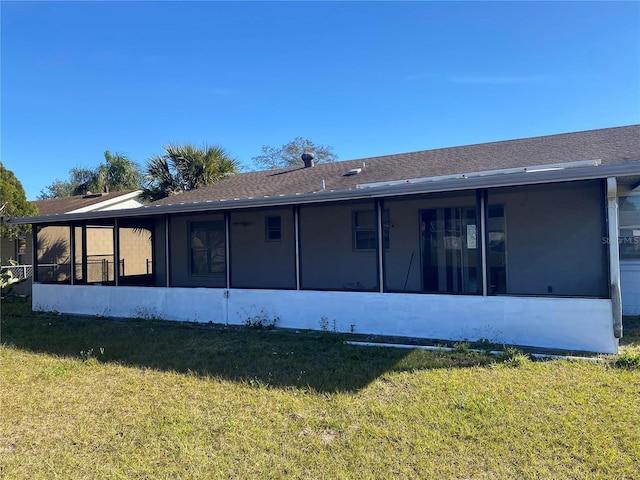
xmin=353 ymin=210 xmax=390 ymax=251
xmin=619 ymin=195 xmax=640 ymax=259
xmin=265 ymin=215 xmax=282 ymax=242
xmin=189 ymin=221 xmax=225 ymax=275
xmin=17 ymin=236 xmax=27 ymax=264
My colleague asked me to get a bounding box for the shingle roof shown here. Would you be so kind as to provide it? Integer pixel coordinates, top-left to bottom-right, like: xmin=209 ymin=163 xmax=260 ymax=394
xmin=33 ymin=191 xmax=139 ymax=216
xmin=150 ymin=125 xmax=640 ymax=207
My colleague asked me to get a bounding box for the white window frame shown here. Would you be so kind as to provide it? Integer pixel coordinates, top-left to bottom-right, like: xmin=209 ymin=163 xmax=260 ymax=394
xmin=618 ymin=191 xmax=640 ymax=261
xmin=353 ymin=209 xmax=390 ymax=252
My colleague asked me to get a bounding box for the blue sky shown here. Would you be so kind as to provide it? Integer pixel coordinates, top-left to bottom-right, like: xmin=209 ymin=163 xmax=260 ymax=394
xmin=2 ymin=1 xmax=639 ymax=200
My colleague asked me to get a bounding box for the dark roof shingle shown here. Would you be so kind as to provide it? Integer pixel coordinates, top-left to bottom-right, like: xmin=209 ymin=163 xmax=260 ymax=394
xmin=148 ymin=125 xmax=639 ymax=207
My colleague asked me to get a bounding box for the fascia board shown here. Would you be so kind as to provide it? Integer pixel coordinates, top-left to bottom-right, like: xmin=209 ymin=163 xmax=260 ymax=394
xmin=10 ymin=161 xmax=640 ymax=226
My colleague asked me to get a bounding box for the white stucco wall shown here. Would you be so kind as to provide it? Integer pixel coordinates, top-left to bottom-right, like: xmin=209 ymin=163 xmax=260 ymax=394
xmin=621 ymin=261 xmax=640 ymax=315
xmin=33 ymin=284 xmax=618 ymax=353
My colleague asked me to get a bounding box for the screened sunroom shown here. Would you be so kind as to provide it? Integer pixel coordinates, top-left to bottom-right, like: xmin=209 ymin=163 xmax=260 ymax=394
xmin=32 ymin=179 xmax=608 ymax=300
xmin=13 ymin=124 xmax=640 ymax=353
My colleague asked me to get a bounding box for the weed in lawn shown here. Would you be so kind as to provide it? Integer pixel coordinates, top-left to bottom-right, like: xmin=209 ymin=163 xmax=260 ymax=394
xmin=319 ymin=316 xmax=329 ymax=331
xmin=453 ymin=392 xmax=497 ymax=415
xmin=242 ymin=307 xmax=279 ymax=329
xmin=319 ymin=316 xmax=338 ymax=333
xmin=48 ymin=365 xmax=72 ymax=377
xmin=499 ymin=348 xmax=531 ymax=367
xmin=476 ymin=337 xmax=502 ymax=352
xmin=614 ymin=350 xmax=640 ymax=369
xmin=133 ymin=306 xmax=163 ymax=321
xmin=79 ymin=347 xmax=105 ymax=363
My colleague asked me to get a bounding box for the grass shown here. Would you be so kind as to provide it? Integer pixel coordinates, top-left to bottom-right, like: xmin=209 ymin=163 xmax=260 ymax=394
xmin=1 ymin=300 xmax=640 ymax=479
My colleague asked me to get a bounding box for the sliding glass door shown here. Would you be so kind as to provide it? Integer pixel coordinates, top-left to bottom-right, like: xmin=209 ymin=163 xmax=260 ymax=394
xmin=421 ymin=206 xmax=480 ymax=294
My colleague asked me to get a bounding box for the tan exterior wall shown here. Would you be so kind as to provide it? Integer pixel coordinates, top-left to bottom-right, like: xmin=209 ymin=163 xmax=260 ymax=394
xmin=1 ymin=238 xmax=17 ymax=264
xmin=37 ymin=226 xmax=70 ymax=264
xmin=86 ymin=227 xmax=114 ymax=256
xmin=299 ymin=200 xmax=379 ymax=291
xmin=2 ymin=236 xmax=33 ymax=265
xmin=119 ymin=227 xmax=153 ymax=277
xmin=230 ymin=207 xmax=296 ymax=289
xmin=37 ymin=226 xmax=71 ymax=282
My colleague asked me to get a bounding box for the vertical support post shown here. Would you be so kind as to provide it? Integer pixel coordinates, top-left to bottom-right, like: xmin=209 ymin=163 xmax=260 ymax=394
xmin=69 ymin=224 xmax=75 ymax=286
xmin=479 ymin=189 xmax=488 ymax=296
xmin=81 ymin=225 xmax=88 ymax=283
xmin=113 ymin=218 xmax=119 ymax=286
xmin=32 ymin=224 xmax=38 ymax=283
xmin=376 ymin=198 xmax=385 ymax=293
xmin=607 ymin=177 xmax=623 ymax=338
xmin=294 ymin=205 xmax=301 ymax=290
xmin=225 ymin=211 xmax=231 ymax=289
xmin=165 ymin=215 xmax=170 ymax=288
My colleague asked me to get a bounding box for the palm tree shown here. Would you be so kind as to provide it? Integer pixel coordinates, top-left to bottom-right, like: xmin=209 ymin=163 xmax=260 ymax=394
xmin=99 ymin=151 xmax=144 ymax=193
xmin=142 ymin=144 xmax=240 ymax=202
xmin=39 ymin=152 xmax=143 ymax=198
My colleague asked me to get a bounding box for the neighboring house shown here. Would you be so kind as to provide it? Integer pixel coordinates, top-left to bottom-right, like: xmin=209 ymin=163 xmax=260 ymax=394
xmin=10 ymin=126 xmax=640 ymax=353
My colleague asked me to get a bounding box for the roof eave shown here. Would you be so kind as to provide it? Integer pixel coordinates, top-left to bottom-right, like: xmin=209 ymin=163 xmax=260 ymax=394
xmin=10 ymin=161 xmax=640 ymax=226
xmin=66 ymin=190 xmax=144 ymax=214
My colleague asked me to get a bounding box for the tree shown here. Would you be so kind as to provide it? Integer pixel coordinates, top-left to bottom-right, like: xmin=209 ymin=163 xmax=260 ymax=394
xmin=142 ymin=144 xmax=240 ymax=202
xmin=38 ymin=151 xmax=143 ymax=199
xmin=0 ymin=161 xmax=38 ymax=238
xmin=37 ymin=179 xmax=76 ymax=199
xmin=252 ymin=137 xmax=338 ymax=170
xmin=98 ymin=151 xmax=144 ymax=193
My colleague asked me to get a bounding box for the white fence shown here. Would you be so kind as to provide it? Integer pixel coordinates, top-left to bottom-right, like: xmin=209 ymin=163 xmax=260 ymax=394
xmin=1 ymin=260 xmax=128 ymax=284
xmin=1 ymin=264 xmax=34 ymax=280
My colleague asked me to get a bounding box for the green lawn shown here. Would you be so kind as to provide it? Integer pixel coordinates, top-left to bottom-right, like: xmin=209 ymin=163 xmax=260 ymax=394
xmin=1 ymin=300 xmax=639 ymax=479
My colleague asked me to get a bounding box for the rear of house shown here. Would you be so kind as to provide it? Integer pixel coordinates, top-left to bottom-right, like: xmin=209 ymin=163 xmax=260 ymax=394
xmin=11 ymin=125 xmax=640 ymax=353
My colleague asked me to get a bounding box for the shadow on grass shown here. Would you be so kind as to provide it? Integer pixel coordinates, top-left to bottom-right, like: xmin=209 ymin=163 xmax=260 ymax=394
xmin=0 ymin=300 xmax=499 ymax=393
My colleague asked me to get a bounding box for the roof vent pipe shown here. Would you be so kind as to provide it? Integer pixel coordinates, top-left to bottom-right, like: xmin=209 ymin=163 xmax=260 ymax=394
xmin=301 ymin=151 xmax=315 ymax=168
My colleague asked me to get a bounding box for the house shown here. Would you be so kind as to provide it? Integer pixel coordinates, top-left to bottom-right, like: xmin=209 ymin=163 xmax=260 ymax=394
xmin=10 ymin=126 xmax=640 ymax=353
